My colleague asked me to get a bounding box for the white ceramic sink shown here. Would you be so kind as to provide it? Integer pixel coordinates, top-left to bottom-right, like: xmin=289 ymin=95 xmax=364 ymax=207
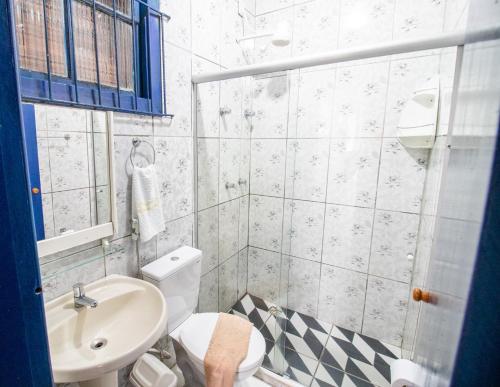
xmin=45 ymin=274 xmax=167 ymax=386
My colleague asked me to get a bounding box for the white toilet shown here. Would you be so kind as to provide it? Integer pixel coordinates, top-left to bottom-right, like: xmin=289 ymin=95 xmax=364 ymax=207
xmin=140 ymin=246 xmax=266 ymax=386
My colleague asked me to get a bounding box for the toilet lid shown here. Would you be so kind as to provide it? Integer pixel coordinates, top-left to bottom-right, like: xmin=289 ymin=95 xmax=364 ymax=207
xmin=179 ymin=313 xmax=265 ymax=373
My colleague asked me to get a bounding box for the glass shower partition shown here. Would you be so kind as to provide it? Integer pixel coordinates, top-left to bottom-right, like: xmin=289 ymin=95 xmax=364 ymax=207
xmin=194 ymin=69 xmax=292 ymax=378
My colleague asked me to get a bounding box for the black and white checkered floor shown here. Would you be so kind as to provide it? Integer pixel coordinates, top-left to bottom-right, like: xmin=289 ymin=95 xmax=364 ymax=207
xmin=230 ymin=294 xmax=401 ymax=387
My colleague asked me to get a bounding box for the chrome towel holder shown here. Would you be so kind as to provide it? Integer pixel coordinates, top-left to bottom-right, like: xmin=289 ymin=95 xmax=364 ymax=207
xmin=129 ymin=137 xmax=156 ymax=167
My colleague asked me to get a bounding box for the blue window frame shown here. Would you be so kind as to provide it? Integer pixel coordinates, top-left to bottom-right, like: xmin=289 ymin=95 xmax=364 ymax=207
xmin=14 ymin=0 xmax=172 ymax=117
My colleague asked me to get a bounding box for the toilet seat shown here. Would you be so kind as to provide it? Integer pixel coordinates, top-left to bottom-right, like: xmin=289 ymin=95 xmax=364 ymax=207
xmin=179 ymin=313 xmax=265 ymax=374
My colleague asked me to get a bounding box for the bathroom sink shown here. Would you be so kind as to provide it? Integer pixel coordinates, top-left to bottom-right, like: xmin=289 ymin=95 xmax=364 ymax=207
xmin=44 ymin=274 xmax=167 ymax=386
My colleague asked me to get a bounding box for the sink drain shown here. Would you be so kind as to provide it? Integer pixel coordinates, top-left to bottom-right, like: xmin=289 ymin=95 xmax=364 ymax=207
xmin=90 ymin=338 xmax=108 ymax=350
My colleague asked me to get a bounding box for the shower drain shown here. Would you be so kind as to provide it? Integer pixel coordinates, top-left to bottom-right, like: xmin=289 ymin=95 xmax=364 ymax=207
xmin=90 ymin=338 xmax=108 ymax=350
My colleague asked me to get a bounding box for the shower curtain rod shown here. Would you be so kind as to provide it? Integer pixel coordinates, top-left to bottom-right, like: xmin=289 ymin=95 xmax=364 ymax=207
xmin=192 ymin=25 xmax=500 ymax=84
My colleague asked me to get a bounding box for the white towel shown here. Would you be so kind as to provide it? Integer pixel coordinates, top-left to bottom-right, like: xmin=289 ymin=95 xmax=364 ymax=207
xmin=132 ymin=165 xmax=165 ymax=242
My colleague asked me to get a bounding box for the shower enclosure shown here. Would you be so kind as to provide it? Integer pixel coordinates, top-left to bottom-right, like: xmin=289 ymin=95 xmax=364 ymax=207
xmin=192 ymin=26 xmax=499 ymax=385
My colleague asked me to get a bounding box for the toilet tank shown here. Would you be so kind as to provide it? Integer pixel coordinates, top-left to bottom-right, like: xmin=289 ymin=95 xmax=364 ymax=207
xmin=141 ymin=246 xmax=202 ymax=334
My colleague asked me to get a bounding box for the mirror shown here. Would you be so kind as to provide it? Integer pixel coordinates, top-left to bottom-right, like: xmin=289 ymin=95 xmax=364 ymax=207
xmin=23 ymin=104 xmax=116 ymax=256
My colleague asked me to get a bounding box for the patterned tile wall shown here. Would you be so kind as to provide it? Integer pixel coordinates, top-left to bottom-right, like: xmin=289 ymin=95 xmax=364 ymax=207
xmin=193 ymin=0 xmax=257 ymax=312
xmin=211 ymin=0 xmax=469 ymax=349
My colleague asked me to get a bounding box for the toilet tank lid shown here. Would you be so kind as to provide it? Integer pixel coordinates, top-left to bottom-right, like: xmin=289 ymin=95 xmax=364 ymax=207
xmin=141 ymin=246 xmax=202 ymax=281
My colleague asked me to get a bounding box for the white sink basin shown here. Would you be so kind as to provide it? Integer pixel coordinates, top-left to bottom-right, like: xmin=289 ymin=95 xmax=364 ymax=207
xmin=45 ymin=274 xmax=167 ymax=386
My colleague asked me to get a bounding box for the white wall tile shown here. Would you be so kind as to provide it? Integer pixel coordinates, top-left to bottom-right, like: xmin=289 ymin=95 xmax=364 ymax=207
xmin=220 ymin=0 xmax=246 ymax=67
xmin=198 ymin=206 xmax=219 ymax=275
xmin=292 ymin=0 xmax=340 ymax=56
xmin=114 ymin=113 xmax=153 ymax=136
xmin=239 ymin=195 xmax=250 ymax=250
xmin=105 ymin=236 xmax=138 ymax=277
xmin=138 ymin=237 xmax=157 ymax=268
xmin=332 ymin=61 xmax=389 ymax=138
xmin=322 ymin=204 xmax=374 ymax=272
xmin=282 ymin=200 xmax=325 ymax=262
xmin=219 ymin=198 xmax=240 ymax=260
xmin=369 ymin=210 xmax=419 ymax=283
xmin=338 ymin=0 xmax=395 ymax=49
xmin=196 ymin=80 xmax=220 ymax=138
xmin=36 ymin=135 xmax=52 ymax=193
xmin=327 ymin=138 xmax=381 ymax=208
xmin=285 ymin=139 xmax=330 ymax=201
xmin=293 ymin=69 xmax=335 ymax=138
xmin=90 ymin=132 xmax=109 ymax=187
xmin=157 ymin=214 xmax=194 ymax=258
xmin=155 ymin=43 xmax=192 ymax=137
xmin=242 ymin=0 xmax=256 ymax=16
xmin=199 ymin=268 xmax=219 ymax=312
xmin=41 ymin=194 xmax=55 ymax=239
xmin=287 ymin=256 xmax=321 ymax=317
xmin=247 ymin=247 xmax=283 ymax=304
xmin=238 ymin=247 xmax=249 ymax=298
xmin=318 ymin=265 xmax=367 ymax=333
xmin=154 ymin=137 xmax=193 ymax=221
xmin=249 ymin=195 xmax=284 ymax=252
xmin=45 ymin=105 xmax=89 ymax=132
xmin=48 ymin=132 xmax=90 ymax=192
xmin=197 ymin=138 xmax=219 ymax=210
xmin=219 ymin=253 xmax=239 ymax=311
xmin=160 ymin=0 xmax=191 ymax=49
xmin=250 ymin=139 xmax=286 ymax=196
xmin=443 ymin=0 xmax=469 ymax=32
xmin=362 ymin=276 xmax=410 ymax=346
xmin=239 ymin=139 xmax=251 ymax=196
xmin=256 ymin=0 xmax=293 ymax=15
xmin=393 ymin=0 xmax=445 ymax=40
xmin=219 ymin=139 xmax=242 ymax=202
xmin=220 ymin=78 xmax=244 ymax=138
xmin=52 ymin=188 xmax=91 ymax=235
xmin=192 ymin=0 xmax=221 ymax=63
xmin=376 ymin=139 xmax=428 ymax=214
xmin=251 ymin=75 xmax=289 ymax=138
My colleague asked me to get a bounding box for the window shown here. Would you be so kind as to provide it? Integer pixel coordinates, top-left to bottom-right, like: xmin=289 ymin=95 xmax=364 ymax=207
xmin=13 ymin=0 xmax=170 ymax=116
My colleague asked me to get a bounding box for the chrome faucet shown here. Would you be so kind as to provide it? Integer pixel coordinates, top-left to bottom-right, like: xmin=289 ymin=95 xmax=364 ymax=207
xmin=73 ymin=283 xmax=98 ymax=309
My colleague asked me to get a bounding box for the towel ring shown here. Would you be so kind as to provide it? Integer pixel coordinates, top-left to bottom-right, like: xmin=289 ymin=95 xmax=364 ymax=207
xmin=129 ymin=138 xmax=156 ymax=168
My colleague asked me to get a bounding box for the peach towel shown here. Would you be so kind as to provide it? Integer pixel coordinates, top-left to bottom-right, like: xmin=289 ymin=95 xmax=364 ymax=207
xmin=204 ymin=313 xmax=253 ymax=387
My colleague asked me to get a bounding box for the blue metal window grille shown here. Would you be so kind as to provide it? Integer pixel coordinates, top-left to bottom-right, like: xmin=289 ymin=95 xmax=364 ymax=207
xmin=13 ymin=0 xmax=173 ymax=117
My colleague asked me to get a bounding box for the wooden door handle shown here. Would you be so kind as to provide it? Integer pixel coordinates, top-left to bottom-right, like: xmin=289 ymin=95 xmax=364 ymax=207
xmin=413 ymin=288 xmax=431 ymax=303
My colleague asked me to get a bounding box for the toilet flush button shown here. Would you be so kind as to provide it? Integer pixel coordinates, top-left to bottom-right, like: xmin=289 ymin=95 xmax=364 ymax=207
xmin=171 ymin=256 xmax=180 ymax=261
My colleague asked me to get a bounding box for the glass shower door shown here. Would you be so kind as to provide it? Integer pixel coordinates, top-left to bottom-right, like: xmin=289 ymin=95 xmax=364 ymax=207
xmin=244 ymin=70 xmax=293 ymax=378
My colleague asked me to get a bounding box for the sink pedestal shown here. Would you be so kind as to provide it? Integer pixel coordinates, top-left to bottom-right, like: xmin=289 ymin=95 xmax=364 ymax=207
xmin=79 ymin=371 xmax=118 ymax=387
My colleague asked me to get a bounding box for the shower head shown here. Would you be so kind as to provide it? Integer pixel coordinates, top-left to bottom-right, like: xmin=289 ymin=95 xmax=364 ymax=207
xmin=270 ymin=22 xmax=291 ymax=47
